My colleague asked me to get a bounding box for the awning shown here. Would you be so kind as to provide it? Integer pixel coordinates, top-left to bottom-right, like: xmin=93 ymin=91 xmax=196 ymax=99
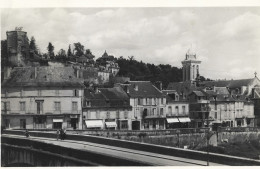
xmin=53 ymin=119 xmax=63 ymax=123
xmin=167 ymin=118 xmax=179 ymax=123
xmin=85 ymin=120 xmax=103 ymax=128
xmin=178 ymin=117 xmax=191 ymax=123
xmin=105 ymin=121 xmax=117 ymax=128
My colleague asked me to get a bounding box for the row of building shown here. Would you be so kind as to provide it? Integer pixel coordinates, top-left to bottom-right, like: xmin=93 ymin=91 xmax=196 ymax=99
xmin=2 ymin=65 xmax=259 ymax=130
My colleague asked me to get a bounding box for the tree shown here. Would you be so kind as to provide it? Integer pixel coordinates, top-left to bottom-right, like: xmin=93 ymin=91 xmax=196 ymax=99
xmin=73 ymin=42 xmax=84 ymax=57
xmin=85 ymin=49 xmax=92 ymax=55
xmin=47 ymin=42 xmax=54 ymax=59
xmin=29 ymin=36 xmax=38 ymax=55
xmin=57 ymin=49 xmax=66 ymax=59
xmin=67 ymin=44 xmax=72 ymax=57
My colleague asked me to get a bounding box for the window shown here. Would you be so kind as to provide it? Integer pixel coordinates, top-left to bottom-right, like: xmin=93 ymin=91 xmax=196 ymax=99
xmin=160 ymin=108 xmax=163 ymax=115
xmin=86 ymin=101 xmax=91 ymax=107
xmin=124 ymin=111 xmax=128 ymax=119
xmin=168 ymin=106 xmax=172 ymax=115
xmin=175 ymin=106 xmax=179 ymax=115
xmin=107 ymin=112 xmax=110 ymax=119
xmin=74 ymin=89 xmax=79 ymax=97
xmin=55 ymin=90 xmax=59 ymax=96
xmin=121 ymin=120 xmax=128 ymax=129
xmin=161 ymin=98 xmax=163 ymax=104
xmin=20 ymin=102 xmax=26 ymax=111
xmin=36 ymin=101 xmax=44 ymax=114
xmin=215 ymin=112 xmax=217 ymax=119
xmin=72 ymin=102 xmax=78 ymax=111
xmin=116 ymin=111 xmax=120 ymax=119
xmin=152 ymin=108 xmax=156 ymax=115
xmin=54 ymin=102 xmax=61 ymax=111
xmin=182 ymin=106 xmax=186 ymax=114
xmin=1 ymin=101 xmax=10 ymax=113
xmin=138 ymin=98 xmax=142 ymax=105
xmin=96 ymin=111 xmax=100 ymax=119
xmin=145 ymin=98 xmax=148 ymax=105
xmin=20 ymin=89 xmax=24 ymax=97
xmin=38 ymin=90 xmax=42 ymax=96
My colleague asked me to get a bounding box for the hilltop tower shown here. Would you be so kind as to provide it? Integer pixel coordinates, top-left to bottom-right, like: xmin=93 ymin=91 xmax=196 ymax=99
xmin=6 ymin=27 xmax=29 ymax=66
xmin=181 ymin=48 xmax=201 ymax=82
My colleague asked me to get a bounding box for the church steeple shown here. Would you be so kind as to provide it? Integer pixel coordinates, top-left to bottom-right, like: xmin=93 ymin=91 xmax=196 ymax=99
xmin=181 ymin=48 xmax=201 ymax=82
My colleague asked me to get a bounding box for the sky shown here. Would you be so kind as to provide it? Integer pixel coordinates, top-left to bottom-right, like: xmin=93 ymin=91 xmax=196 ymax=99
xmin=1 ymin=7 xmax=260 ymax=80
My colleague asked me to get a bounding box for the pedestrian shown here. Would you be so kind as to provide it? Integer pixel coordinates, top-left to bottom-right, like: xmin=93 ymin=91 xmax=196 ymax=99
xmin=63 ymin=129 xmax=67 ymax=140
xmin=56 ymin=129 xmax=60 ymax=140
xmin=60 ymin=129 xmax=64 ymax=140
xmin=25 ymin=129 xmax=30 ymax=138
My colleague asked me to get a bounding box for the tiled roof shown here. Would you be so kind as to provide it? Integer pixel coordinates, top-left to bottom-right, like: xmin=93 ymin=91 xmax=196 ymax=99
xmin=200 ymin=78 xmax=256 ymax=89
xmin=167 ymin=81 xmax=196 ymax=95
xmin=192 ymin=91 xmax=205 ymax=97
xmin=2 ymin=67 xmax=84 ymax=88
xmin=126 ymin=81 xmax=165 ymax=98
xmin=84 ymin=87 xmax=130 ymax=108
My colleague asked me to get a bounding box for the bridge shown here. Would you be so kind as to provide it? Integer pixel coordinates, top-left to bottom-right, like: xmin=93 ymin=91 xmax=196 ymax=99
xmin=2 ymin=130 xmax=260 ymax=166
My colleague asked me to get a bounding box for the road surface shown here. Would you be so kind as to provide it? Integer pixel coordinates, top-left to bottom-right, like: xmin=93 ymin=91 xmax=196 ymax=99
xmin=2 ymin=134 xmax=224 ymax=166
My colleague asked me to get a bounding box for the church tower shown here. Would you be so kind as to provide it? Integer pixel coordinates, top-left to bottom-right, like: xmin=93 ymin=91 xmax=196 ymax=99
xmin=181 ymin=48 xmax=201 ymax=82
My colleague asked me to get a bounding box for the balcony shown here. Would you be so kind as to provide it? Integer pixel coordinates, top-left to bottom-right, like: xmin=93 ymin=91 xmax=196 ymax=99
xmin=190 ymin=104 xmax=211 ymax=112
xmin=197 ymin=100 xmax=210 ymax=104
xmin=144 ymin=115 xmax=165 ymax=119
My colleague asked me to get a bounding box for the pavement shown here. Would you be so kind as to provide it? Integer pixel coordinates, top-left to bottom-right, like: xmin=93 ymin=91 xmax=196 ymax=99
xmin=2 ymin=134 xmax=225 ymax=166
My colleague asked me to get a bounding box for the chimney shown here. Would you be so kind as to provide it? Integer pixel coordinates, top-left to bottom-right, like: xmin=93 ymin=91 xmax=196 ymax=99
xmin=134 ymin=84 xmax=138 ymax=91
xmin=125 ymin=85 xmax=130 ymax=94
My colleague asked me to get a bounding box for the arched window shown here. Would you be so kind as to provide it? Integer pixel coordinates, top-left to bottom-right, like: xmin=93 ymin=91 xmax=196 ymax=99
xmin=196 ymin=65 xmax=199 ymax=76
xmin=168 ymin=106 xmax=172 ymax=115
xmin=193 ymin=65 xmax=195 ymax=79
xmin=175 ymin=106 xmax=179 ymax=115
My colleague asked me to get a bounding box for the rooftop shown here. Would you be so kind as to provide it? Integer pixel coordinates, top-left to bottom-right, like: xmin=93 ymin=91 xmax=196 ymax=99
xmin=2 ymin=67 xmax=84 ymax=88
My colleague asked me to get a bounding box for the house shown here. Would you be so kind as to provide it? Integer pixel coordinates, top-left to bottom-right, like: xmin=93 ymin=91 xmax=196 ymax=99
xmin=82 ymin=86 xmax=132 ymax=130
xmin=116 ymin=81 xmax=167 ymax=130
xmin=188 ymin=88 xmax=255 ymax=129
xmin=162 ymin=90 xmax=190 ymax=129
xmin=1 ymin=67 xmax=85 ymax=130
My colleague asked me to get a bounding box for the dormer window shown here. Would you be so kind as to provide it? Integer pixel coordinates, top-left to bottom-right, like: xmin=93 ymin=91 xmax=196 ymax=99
xmin=134 ymin=84 xmax=138 ymax=91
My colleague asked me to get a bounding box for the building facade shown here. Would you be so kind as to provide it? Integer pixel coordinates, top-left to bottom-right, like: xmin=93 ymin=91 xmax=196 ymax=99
xmin=82 ymin=87 xmax=132 ymax=130
xmin=1 ymin=67 xmax=85 ymax=130
xmin=116 ymin=81 xmax=167 ymax=130
xmin=162 ymin=90 xmax=190 ymax=129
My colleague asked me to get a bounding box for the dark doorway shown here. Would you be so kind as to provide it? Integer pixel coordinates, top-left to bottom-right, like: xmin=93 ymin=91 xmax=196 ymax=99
xmin=71 ymin=118 xmax=78 ymax=130
xmin=53 ymin=122 xmax=62 ymax=129
xmin=20 ymin=119 xmax=26 ymax=129
xmin=132 ymin=121 xmax=140 ymax=130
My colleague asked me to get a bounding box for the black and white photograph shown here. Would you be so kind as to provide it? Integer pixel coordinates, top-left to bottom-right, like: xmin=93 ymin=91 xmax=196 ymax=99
xmin=1 ymin=0 xmax=260 ymax=167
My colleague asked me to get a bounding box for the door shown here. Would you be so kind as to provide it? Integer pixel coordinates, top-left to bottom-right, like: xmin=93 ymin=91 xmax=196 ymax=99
xmin=132 ymin=121 xmax=140 ymax=130
xmin=20 ymin=119 xmax=26 ymax=129
xmin=53 ymin=122 xmax=62 ymax=129
xmin=71 ymin=118 xmax=78 ymax=130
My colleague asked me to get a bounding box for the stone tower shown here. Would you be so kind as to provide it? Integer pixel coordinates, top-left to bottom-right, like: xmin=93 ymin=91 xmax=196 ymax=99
xmin=6 ymin=27 xmax=29 ymax=66
xmin=181 ymin=48 xmax=201 ymax=82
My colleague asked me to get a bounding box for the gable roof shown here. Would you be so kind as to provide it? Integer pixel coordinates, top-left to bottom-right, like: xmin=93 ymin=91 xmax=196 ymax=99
xmin=2 ymin=67 xmax=84 ymax=88
xmin=200 ymin=78 xmax=256 ymax=89
xmin=124 ymin=81 xmax=165 ymax=98
xmin=84 ymin=87 xmax=130 ymax=108
xmin=167 ymin=81 xmax=197 ymax=95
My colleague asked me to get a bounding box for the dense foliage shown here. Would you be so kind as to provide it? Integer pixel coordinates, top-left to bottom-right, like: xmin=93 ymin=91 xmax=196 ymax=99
xmin=116 ymin=56 xmax=183 ymax=89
